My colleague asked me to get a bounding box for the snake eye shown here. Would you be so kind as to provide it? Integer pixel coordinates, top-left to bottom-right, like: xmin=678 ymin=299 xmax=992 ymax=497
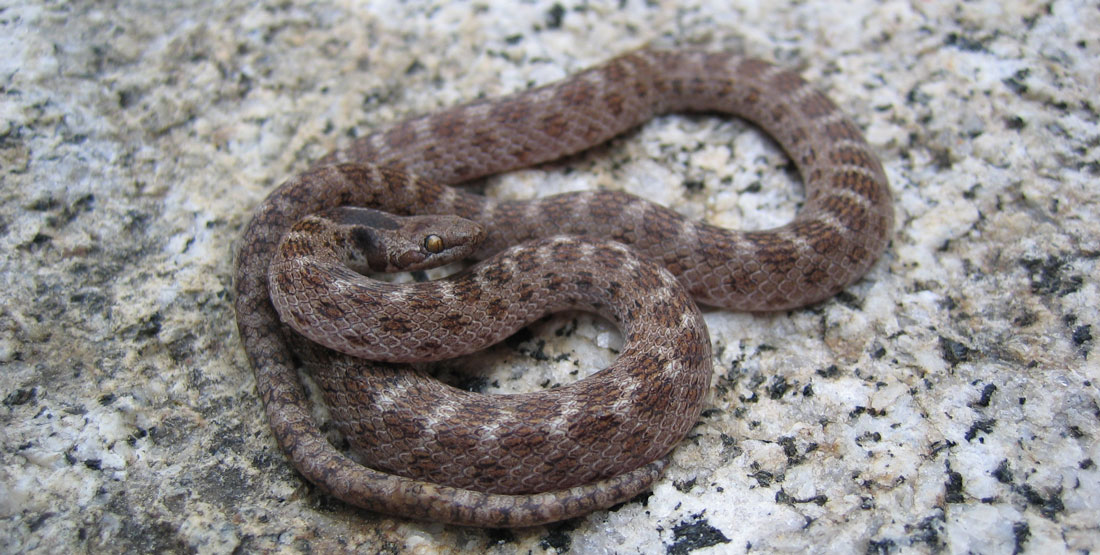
xmin=423 ymin=234 xmax=444 ymax=254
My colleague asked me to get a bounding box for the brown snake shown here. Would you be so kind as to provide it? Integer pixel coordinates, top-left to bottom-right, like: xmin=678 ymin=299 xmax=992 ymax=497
xmin=234 ymin=48 xmax=893 ymax=527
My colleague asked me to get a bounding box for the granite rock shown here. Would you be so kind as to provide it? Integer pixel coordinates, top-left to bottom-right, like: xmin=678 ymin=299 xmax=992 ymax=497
xmin=2 ymin=0 xmax=1097 ymax=553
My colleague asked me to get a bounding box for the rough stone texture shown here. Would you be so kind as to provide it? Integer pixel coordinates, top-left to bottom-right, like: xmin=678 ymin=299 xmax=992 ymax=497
xmin=1 ymin=0 xmax=1096 ymax=553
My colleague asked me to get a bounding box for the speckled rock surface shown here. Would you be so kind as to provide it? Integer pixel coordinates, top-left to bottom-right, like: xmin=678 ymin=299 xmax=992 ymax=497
xmin=2 ymin=1 xmax=1097 ymax=553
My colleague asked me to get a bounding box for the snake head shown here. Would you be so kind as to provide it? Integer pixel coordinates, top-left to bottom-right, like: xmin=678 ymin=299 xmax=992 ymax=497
xmin=323 ymin=206 xmax=486 ymax=273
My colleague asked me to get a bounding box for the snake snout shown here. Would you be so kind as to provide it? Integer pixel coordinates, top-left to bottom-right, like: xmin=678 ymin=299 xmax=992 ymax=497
xmin=387 ymin=214 xmax=486 ymax=272
xmin=318 ymin=207 xmax=485 ymax=273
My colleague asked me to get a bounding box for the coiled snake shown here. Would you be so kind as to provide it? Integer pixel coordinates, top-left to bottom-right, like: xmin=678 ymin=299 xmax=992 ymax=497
xmin=234 ymin=48 xmax=893 ymax=527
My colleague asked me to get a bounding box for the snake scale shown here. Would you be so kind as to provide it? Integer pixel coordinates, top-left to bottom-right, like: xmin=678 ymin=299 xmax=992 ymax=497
xmin=234 ymin=48 xmax=893 ymax=527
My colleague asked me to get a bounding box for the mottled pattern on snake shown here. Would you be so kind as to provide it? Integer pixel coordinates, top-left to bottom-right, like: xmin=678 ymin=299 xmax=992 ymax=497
xmin=234 ymin=48 xmax=893 ymax=527
xmin=270 ymin=208 xmax=711 ymax=496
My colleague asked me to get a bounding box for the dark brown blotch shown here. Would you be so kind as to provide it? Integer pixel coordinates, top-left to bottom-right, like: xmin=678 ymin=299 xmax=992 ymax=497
xmin=769 ymin=69 xmax=807 ymax=95
xmin=602 ymin=90 xmax=629 ymax=117
xmin=746 ymin=232 xmax=799 ymax=266
xmin=834 ymin=169 xmax=886 ymax=203
xmin=430 ymin=110 xmax=467 ymax=139
xmin=796 ymin=220 xmax=845 ymax=255
xmin=538 ymin=112 xmax=569 ymax=139
xmin=557 ymin=78 xmax=598 ymax=106
xmin=639 ymin=204 xmax=684 ymax=242
xmin=383 ymin=120 xmax=418 ymax=149
xmin=830 ymin=145 xmax=883 ymax=174
xmin=798 ymin=92 xmax=836 ymax=119
xmin=470 ymin=129 xmax=498 ymax=152
xmin=823 ymin=119 xmax=864 ymax=142
xmin=379 ymin=316 xmax=412 ymax=334
xmin=490 ymin=98 xmax=532 ymax=125
xmin=817 ymin=194 xmax=869 ymax=233
xmin=600 ymin=59 xmax=631 ymax=83
xmin=737 ymin=58 xmax=774 ymax=79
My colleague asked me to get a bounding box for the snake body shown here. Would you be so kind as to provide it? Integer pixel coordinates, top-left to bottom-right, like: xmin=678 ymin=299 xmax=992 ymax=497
xmin=234 ymin=48 xmax=893 ymax=527
xmin=270 ymin=207 xmax=712 ymax=495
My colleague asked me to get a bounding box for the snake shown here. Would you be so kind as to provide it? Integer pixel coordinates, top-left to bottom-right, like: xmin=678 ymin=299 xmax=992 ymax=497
xmin=233 ymin=48 xmax=893 ymax=527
